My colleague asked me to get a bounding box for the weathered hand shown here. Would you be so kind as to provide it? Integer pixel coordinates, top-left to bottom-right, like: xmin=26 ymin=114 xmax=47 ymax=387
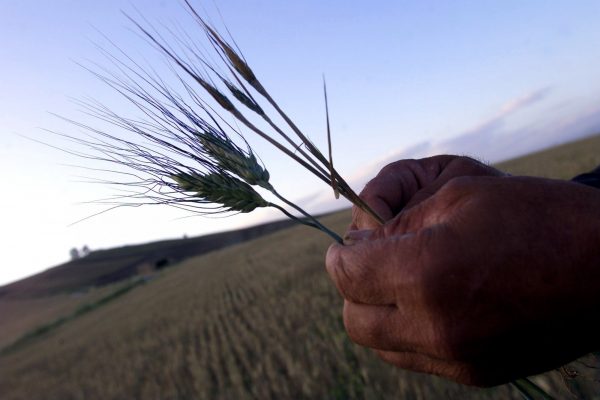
xmin=353 ymin=155 xmax=505 ymax=229
xmin=327 ymin=172 xmax=600 ymax=386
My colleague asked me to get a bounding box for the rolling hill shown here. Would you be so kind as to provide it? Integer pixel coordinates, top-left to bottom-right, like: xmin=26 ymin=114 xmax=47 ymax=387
xmin=0 ymin=219 xmax=299 ymax=300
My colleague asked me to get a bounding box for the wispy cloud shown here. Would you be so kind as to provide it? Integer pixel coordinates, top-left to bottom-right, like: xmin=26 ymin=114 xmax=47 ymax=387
xmin=499 ymin=87 xmax=552 ymax=115
xmin=300 ymin=88 xmax=600 ymax=214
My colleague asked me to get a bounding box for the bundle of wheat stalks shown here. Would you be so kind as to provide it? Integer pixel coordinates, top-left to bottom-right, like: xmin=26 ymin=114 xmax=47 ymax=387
xmin=57 ymin=0 xmax=387 ymax=244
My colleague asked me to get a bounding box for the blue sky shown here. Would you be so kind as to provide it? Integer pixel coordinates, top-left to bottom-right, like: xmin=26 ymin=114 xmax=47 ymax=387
xmin=2 ymin=0 xmax=600 ymax=285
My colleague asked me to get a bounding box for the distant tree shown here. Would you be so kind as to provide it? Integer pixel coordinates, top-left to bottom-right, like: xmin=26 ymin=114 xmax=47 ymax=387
xmin=81 ymin=245 xmax=91 ymax=257
xmin=70 ymin=247 xmax=81 ymax=260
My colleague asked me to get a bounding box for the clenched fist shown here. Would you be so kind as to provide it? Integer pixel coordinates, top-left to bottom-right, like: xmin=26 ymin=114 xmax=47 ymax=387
xmin=326 ymin=155 xmax=600 ymax=386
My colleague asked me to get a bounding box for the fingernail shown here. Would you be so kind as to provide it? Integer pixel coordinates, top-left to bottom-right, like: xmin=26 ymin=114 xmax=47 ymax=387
xmin=343 ymin=229 xmax=373 ymax=245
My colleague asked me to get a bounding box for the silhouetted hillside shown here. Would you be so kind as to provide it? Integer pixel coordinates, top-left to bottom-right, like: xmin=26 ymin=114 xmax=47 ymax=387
xmin=0 ymin=218 xmax=300 ymax=299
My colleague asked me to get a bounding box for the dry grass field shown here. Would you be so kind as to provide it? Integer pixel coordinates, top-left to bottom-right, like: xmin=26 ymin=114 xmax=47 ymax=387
xmin=495 ymin=133 xmax=600 ymax=179
xmin=0 ymin=283 xmax=122 ymax=350
xmin=1 ymin=134 xmax=599 ymax=399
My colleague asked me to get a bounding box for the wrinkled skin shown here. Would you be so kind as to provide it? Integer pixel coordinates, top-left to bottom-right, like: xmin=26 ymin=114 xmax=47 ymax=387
xmin=326 ymin=155 xmax=600 ymax=386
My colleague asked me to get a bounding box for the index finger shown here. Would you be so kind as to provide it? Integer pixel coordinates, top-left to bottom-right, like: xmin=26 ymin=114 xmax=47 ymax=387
xmin=354 ymin=156 xmax=456 ymax=230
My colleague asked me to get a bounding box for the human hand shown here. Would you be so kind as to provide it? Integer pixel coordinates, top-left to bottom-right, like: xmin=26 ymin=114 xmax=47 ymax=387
xmin=327 ymin=173 xmax=600 ymax=386
xmin=352 ymin=155 xmax=505 ymax=230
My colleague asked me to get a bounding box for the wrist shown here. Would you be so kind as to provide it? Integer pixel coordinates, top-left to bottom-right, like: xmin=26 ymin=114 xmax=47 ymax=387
xmin=571 ymin=165 xmax=600 ymax=189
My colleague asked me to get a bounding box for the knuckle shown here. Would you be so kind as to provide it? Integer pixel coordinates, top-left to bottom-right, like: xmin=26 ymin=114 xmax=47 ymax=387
xmin=360 ymin=174 xmax=383 ymax=199
xmin=361 ymin=159 xmax=415 ymax=197
xmin=327 ymin=249 xmax=369 ymax=301
xmin=379 ymin=159 xmax=413 ymax=175
xmin=438 ymin=175 xmax=476 ymax=198
xmin=455 ymin=155 xmax=481 ymax=169
xmin=451 ymin=156 xmax=505 ymax=178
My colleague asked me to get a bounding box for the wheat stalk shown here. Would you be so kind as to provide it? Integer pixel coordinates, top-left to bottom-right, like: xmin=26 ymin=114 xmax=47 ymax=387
xmin=52 ymin=32 xmax=344 ymax=242
xmin=55 ymin=1 xmax=390 ymax=244
xmin=127 ymin=3 xmax=384 ymax=225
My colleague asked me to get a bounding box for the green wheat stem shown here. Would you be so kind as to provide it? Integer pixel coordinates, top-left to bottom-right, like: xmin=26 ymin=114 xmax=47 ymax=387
xmin=268 ymin=203 xmax=343 ymax=244
xmin=266 ymin=186 xmax=342 ymax=244
xmin=323 ymin=77 xmax=339 ymax=199
xmin=216 ymin=64 xmax=330 ymax=179
xmin=229 ymin=108 xmax=333 ymax=185
xmin=248 ymin=80 xmax=384 ymax=225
